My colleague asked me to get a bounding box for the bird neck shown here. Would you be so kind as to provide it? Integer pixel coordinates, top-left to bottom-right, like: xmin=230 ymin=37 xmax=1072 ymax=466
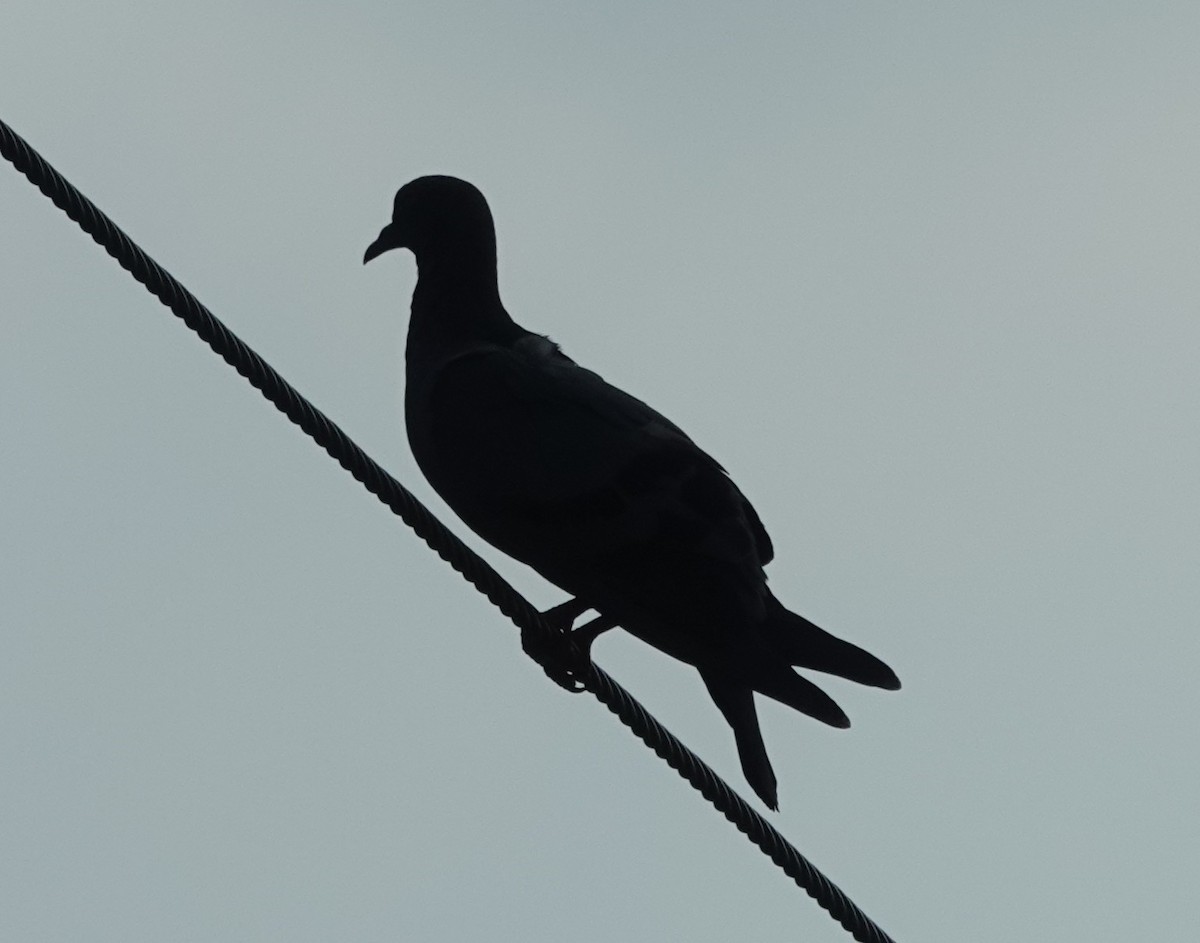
xmin=407 ymin=259 xmax=519 ymax=349
xmin=412 ymin=241 xmax=501 ymax=298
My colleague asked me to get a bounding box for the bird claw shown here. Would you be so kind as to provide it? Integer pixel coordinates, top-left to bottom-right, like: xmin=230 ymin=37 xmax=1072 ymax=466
xmin=522 ymin=599 xmax=611 ymax=693
xmin=522 ymin=626 xmax=587 ymax=692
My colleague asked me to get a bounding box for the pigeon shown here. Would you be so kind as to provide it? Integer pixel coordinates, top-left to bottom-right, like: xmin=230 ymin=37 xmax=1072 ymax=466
xmin=364 ymin=175 xmax=899 ymax=810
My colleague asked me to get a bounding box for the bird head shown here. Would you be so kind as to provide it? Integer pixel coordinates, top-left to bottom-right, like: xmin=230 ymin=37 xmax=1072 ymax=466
xmin=363 ymin=175 xmax=496 ymax=267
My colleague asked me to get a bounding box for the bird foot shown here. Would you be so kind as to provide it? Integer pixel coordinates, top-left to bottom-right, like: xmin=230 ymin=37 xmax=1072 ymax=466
xmin=572 ymin=613 xmax=617 ymax=657
xmin=523 ymin=599 xmax=613 ymax=693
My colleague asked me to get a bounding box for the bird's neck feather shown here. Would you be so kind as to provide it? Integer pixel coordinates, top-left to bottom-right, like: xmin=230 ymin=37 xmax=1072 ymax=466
xmin=408 ymin=265 xmax=519 ymax=350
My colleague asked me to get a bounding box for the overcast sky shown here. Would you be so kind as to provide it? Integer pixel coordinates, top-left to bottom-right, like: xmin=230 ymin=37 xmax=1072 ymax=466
xmin=2 ymin=3 xmax=1198 ymax=941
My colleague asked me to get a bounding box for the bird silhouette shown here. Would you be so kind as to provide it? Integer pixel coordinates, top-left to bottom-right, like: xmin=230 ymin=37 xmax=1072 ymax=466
xmin=364 ymin=175 xmax=899 ymax=810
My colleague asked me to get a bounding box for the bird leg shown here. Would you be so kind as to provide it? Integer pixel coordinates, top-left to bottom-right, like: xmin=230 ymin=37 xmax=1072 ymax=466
xmin=523 ymin=599 xmax=618 ymax=692
xmin=541 ymin=597 xmax=592 ymax=628
xmin=523 ymin=597 xmax=594 ymax=692
xmin=571 ymin=613 xmax=617 ymax=660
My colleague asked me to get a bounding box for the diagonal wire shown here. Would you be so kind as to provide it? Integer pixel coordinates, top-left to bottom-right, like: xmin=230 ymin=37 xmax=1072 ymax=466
xmin=0 ymin=116 xmax=898 ymax=943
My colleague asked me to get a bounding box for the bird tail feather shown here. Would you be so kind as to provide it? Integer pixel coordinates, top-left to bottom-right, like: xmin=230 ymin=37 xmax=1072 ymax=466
xmin=700 ymin=669 xmax=778 ymax=810
xmin=766 ymin=598 xmax=901 ymax=690
xmin=753 ymin=665 xmax=851 ymax=728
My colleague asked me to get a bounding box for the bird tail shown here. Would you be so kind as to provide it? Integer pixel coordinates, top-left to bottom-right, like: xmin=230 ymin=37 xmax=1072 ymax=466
xmin=765 ymin=596 xmax=901 ymax=690
xmin=700 ymin=669 xmax=778 ymax=810
xmin=752 ymin=663 xmax=851 ymax=728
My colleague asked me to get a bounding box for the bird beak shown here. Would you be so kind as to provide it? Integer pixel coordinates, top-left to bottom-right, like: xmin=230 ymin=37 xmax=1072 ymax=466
xmin=363 ymin=222 xmax=404 ymax=264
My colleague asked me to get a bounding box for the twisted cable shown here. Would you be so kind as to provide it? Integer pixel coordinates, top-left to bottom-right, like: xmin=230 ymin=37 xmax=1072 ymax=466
xmin=1 ymin=117 xmax=897 ymax=943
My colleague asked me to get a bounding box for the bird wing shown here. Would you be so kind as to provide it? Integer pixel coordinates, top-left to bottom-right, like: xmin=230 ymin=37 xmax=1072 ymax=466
xmin=411 ymin=335 xmax=773 ymax=609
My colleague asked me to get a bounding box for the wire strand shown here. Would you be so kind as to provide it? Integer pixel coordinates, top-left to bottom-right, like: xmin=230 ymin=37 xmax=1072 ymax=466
xmin=1 ymin=117 xmax=898 ymax=943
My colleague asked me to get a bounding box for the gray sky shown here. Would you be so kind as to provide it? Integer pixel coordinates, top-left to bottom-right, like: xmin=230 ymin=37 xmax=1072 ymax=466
xmin=3 ymin=3 xmax=1198 ymax=941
